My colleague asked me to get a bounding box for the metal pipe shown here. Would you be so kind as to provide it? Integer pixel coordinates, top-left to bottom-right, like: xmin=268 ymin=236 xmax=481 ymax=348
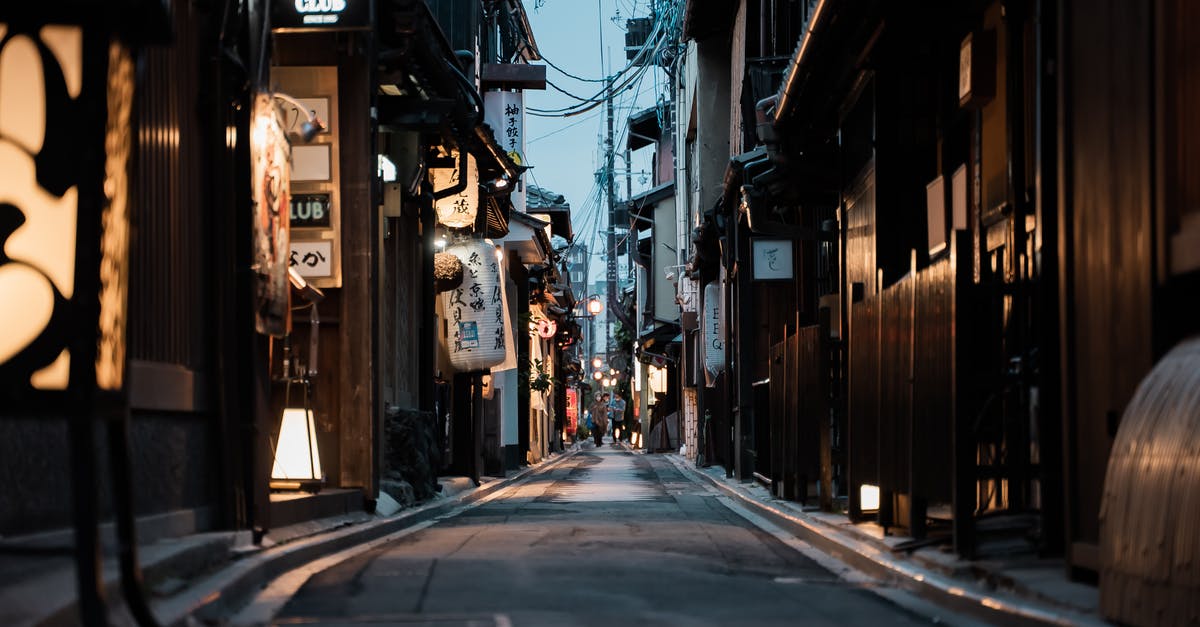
xmin=772 ymin=0 xmax=829 ymax=127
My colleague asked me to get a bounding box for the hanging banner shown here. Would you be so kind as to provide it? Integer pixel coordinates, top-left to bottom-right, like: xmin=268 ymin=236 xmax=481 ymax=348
xmin=431 ymin=151 xmax=479 ymax=229
xmin=251 ymin=92 xmax=292 ymax=337
xmin=484 ymin=91 xmax=525 ymax=213
xmin=566 ymin=388 xmax=579 ymax=435
xmin=702 ymin=281 xmax=725 ymax=384
xmin=442 ymin=239 xmax=506 ymax=371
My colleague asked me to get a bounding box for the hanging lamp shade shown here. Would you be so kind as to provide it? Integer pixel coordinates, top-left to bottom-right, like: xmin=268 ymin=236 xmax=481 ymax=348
xmin=431 ymin=150 xmax=478 ymax=229
xmin=703 ymin=281 xmax=725 ymax=378
xmin=442 ymin=239 xmax=507 ymax=371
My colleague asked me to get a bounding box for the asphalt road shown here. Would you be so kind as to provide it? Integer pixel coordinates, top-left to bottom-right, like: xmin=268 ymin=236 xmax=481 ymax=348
xmin=272 ymin=442 xmax=940 ymax=626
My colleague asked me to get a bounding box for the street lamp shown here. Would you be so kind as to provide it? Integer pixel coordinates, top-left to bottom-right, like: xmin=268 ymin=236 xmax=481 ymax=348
xmin=593 ymin=371 xmax=604 ymax=381
xmin=587 ymin=298 xmax=603 ymax=315
xmin=592 ymin=357 xmax=603 ymax=369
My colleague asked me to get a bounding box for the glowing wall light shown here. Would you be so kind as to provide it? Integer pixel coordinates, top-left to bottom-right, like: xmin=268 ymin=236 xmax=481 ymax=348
xmin=860 ymin=484 xmax=881 ymax=512
xmin=648 ymin=364 xmax=668 ymax=395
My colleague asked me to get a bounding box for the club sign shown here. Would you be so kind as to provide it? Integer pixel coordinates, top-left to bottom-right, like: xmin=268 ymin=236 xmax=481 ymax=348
xmin=273 ymin=0 xmax=371 ymax=31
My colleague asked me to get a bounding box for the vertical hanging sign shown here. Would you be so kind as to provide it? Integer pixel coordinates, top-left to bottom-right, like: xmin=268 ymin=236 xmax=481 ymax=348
xmin=0 ymin=22 xmax=139 ymax=408
xmin=250 ymin=93 xmax=292 ymax=337
xmin=484 ymin=91 xmax=524 ymax=212
xmin=702 ymin=281 xmax=725 ymax=384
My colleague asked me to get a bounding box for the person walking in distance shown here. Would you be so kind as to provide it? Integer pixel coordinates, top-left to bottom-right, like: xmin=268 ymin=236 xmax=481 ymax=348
xmin=609 ymin=392 xmax=626 ymax=446
xmin=590 ymin=392 xmax=610 ymax=447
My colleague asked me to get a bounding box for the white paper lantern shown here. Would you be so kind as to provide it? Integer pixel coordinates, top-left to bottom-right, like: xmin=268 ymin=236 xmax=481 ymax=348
xmin=442 ymin=239 xmax=507 ymax=371
xmin=430 ymin=150 xmax=479 ymax=229
xmin=703 ymin=281 xmax=725 ymax=377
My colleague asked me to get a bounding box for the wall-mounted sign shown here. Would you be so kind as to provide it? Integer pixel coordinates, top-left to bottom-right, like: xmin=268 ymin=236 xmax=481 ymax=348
xmin=290 ymin=193 xmax=331 ymax=228
xmin=273 ymin=0 xmax=372 ymax=32
xmin=751 ymin=239 xmax=793 ymax=280
xmin=291 ymin=144 xmax=331 ymax=182
xmin=271 ymin=66 xmax=341 ymax=288
xmin=289 ymin=239 xmax=333 ymax=278
xmin=484 ymin=91 xmax=525 ymax=212
xmin=926 ymin=174 xmax=947 ymax=257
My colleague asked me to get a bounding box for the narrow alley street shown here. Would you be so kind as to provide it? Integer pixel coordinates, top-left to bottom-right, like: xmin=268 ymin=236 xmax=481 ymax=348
xmin=266 ymin=444 xmax=934 ymax=626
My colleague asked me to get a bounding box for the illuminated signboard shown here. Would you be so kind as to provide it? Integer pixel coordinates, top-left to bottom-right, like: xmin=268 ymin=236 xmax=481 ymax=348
xmin=273 ymin=0 xmax=372 ymax=32
xmin=290 ymin=193 xmax=331 ymax=228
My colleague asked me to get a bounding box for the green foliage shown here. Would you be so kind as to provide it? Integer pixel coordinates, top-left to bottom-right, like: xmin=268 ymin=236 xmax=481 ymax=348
xmin=524 ymin=357 xmax=553 ymax=393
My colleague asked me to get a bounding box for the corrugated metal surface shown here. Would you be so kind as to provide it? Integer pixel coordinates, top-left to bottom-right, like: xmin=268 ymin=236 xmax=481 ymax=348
xmin=1100 ymin=336 xmax=1200 ymax=626
xmin=128 ymin=3 xmax=208 ymax=369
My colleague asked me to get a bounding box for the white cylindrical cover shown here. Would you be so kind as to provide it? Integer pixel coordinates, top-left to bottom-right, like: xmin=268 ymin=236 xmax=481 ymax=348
xmin=703 ymin=281 xmax=725 ymax=377
xmin=442 ymin=239 xmax=506 ymax=371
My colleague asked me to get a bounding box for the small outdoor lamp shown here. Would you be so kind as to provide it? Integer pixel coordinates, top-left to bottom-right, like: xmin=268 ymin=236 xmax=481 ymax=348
xmin=592 ymin=357 xmax=603 ymax=369
xmin=271 ymin=268 xmax=326 ymax=491
xmin=593 ymin=371 xmax=604 ymax=381
xmin=270 ymin=390 xmax=323 ymax=491
xmin=860 ymin=484 xmax=881 ymax=512
xmin=587 ymin=298 xmax=603 ymax=315
xmin=272 ymin=92 xmax=326 ymax=142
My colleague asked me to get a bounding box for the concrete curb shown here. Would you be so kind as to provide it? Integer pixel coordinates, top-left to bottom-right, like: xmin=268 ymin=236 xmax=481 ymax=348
xmin=663 ymin=454 xmax=1106 ymax=627
xmin=151 ymin=449 xmax=580 ymax=626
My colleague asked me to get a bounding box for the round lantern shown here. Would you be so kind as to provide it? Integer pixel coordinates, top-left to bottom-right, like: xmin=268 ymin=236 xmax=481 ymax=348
xmin=442 ymin=239 xmax=507 ymax=371
xmin=703 ymin=281 xmax=725 ymax=377
xmin=535 ymin=318 xmax=557 ymax=339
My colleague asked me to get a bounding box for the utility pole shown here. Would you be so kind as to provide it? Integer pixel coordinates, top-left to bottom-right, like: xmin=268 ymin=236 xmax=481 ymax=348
xmin=605 ymin=74 xmax=617 ymax=355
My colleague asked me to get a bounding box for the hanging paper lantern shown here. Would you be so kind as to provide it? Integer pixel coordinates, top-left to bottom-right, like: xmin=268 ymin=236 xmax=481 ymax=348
xmin=442 ymin=239 xmax=507 ymax=371
xmin=430 ymin=150 xmax=479 ymax=229
xmin=703 ymin=281 xmax=725 ymax=377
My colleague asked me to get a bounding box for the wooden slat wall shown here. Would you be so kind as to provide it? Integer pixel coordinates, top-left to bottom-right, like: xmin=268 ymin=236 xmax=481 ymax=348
xmin=913 ymin=253 xmax=954 ymax=504
xmin=845 ymin=162 xmax=878 ymax=518
xmin=878 ymin=273 xmax=913 ymax=527
xmin=1060 ymin=0 xmax=1153 ymax=556
xmin=128 ymin=3 xmax=208 ymax=371
xmin=848 ymin=296 xmax=879 ymax=519
xmin=795 ymin=324 xmax=823 ymax=503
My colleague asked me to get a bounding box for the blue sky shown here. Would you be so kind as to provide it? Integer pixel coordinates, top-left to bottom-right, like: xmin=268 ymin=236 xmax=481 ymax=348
xmin=520 ymin=0 xmax=668 ymax=284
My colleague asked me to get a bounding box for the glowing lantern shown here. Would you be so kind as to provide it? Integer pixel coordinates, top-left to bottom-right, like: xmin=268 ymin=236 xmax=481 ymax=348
xmin=442 ymin=238 xmax=507 ymax=370
xmin=430 ymin=150 xmax=478 ymax=229
xmin=270 ymin=406 xmax=323 ymax=489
